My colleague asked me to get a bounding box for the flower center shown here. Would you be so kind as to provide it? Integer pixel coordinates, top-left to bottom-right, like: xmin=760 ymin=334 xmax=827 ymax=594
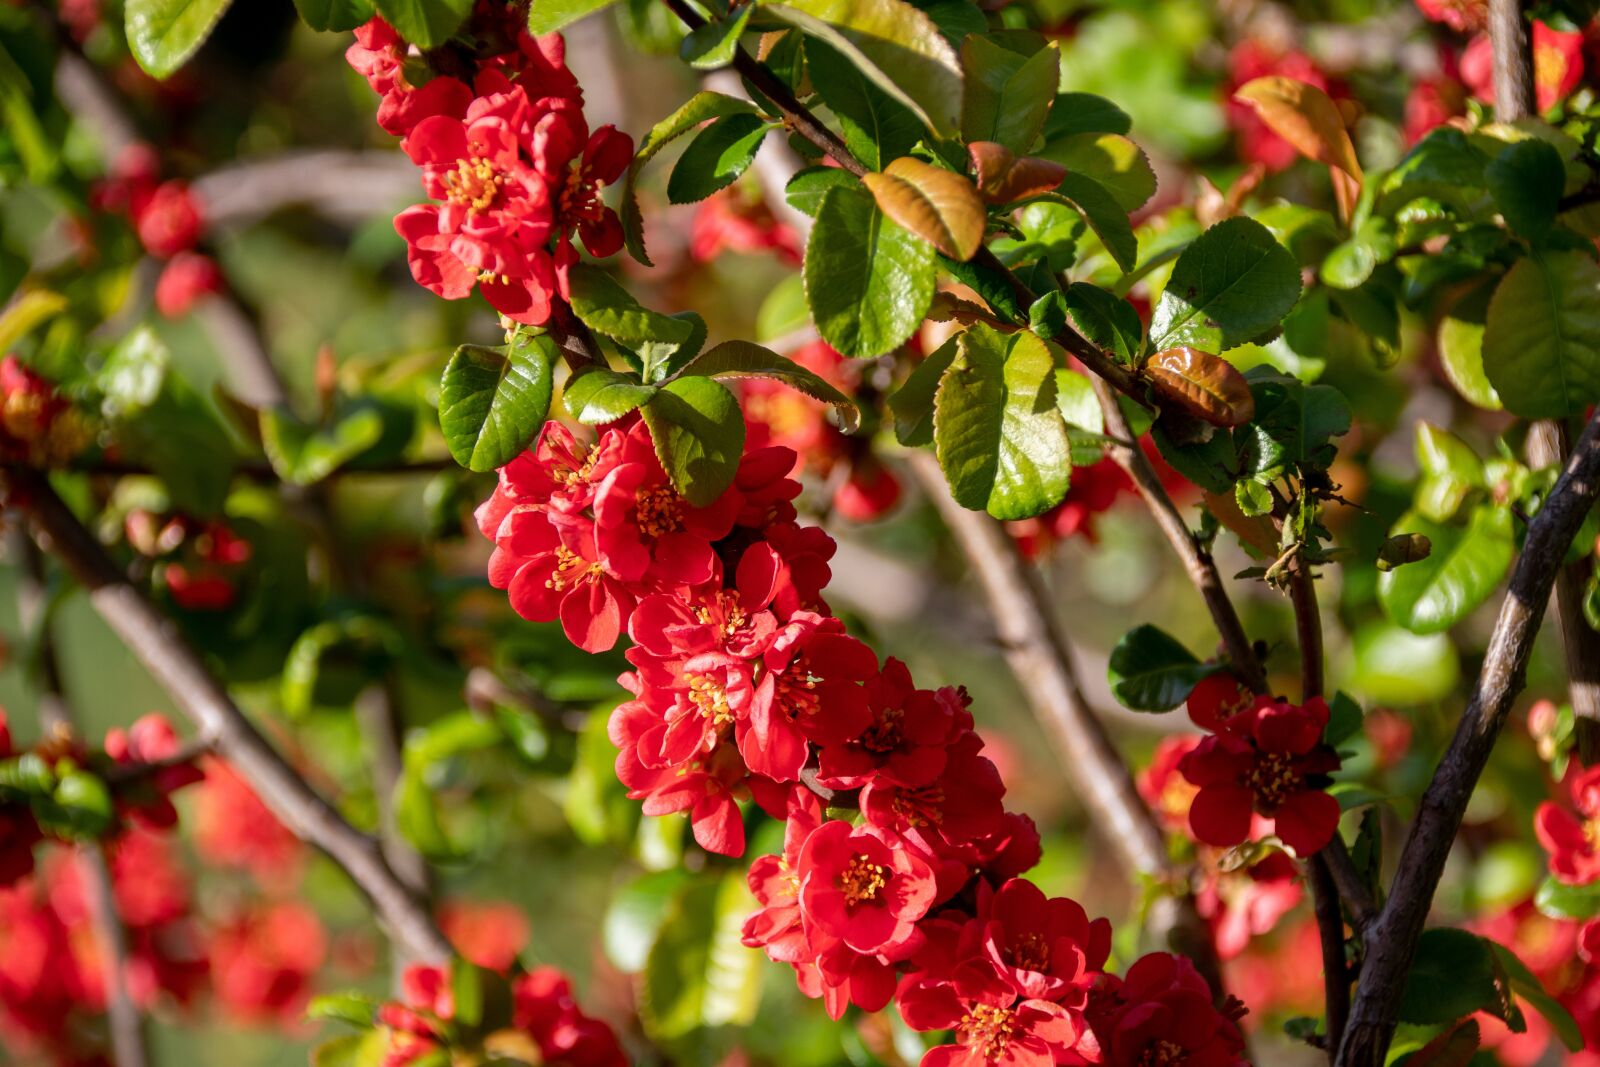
xmin=956 ymin=1003 xmax=1018 ymax=1061
xmin=1244 ymin=752 xmax=1301 ymax=809
xmin=445 ymin=156 xmax=503 ymax=214
xmin=1137 ymin=1039 xmax=1188 ymax=1066
xmin=636 ymin=484 xmax=685 ymax=538
xmin=686 ymin=673 xmax=734 ymax=728
xmin=838 ymin=853 xmax=888 ymax=906
xmin=890 ymin=784 xmax=945 ymax=829
xmin=544 ymin=545 xmax=602 ymax=592
xmin=858 ymin=707 xmax=905 ymax=753
xmin=559 ymin=164 xmax=605 ymax=224
xmin=1009 ymin=932 xmax=1050 ymax=973
xmin=1585 ymin=818 xmax=1600 ymax=853
xmin=1535 ymin=44 xmax=1570 ymax=94
xmin=693 ymin=590 xmax=749 ymax=638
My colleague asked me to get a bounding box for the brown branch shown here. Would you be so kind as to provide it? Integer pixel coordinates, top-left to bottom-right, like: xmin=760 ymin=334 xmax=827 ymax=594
xmin=906 ymin=452 xmax=1227 ymax=1001
xmin=1322 ymin=835 xmax=1378 ymax=933
xmin=1337 ymin=412 xmax=1600 ymax=1066
xmin=12 ymin=529 xmax=148 ymax=1067
xmin=1309 ymin=853 xmax=1351 ymax=1060
xmin=1092 ymin=380 xmax=1270 ymax=695
xmin=1289 ymin=561 xmax=1325 ymax=702
xmin=1526 ymin=420 xmax=1600 ymax=763
xmin=4 ymin=465 xmax=453 ymax=965
xmin=1488 ymin=0 xmax=1536 ymax=121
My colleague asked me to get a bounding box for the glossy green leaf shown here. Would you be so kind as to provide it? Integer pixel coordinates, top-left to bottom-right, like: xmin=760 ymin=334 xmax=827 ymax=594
xmin=676 ymin=340 xmax=860 ymax=431
xmin=640 ymin=376 xmax=746 ymax=506
xmin=372 ymin=0 xmax=471 ymax=47
xmin=605 ymin=870 xmax=694 ymax=973
xmin=1054 ymin=368 xmax=1105 ymax=466
xmin=1042 ymin=92 xmax=1131 ymax=139
xmin=528 ymin=0 xmax=618 ymax=32
xmin=126 ymin=0 xmax=233 ymax=78
xmin=306 ymin=992 xmax=379 ymax=1027
xmin=622 ymin=92 xmax=760 ymax=264
xmin=437 ymin=335 xmax=555 ymax=473
xmin=1486 ymin=138 xmax=1566 ymax=242
xmin=1343 ymin=622 xmax=1459 ymax=707
xmin=1414 ymin=422 xmax=1484 ymax=523
xmin=1482 ymin=251 xmax=1600 ymax=419
xmin=1150 ymin=217 xmax=1302 ymax=353
xmin=1060 ymin=283 xmax=1143 ymax=364
xmin=763 ymin=0 xmax=964 ymax=135
xmin=933 ymin=324 xmax=1071 ymax=519
xmin=785 ymin=166 xmax=859 ymax=218
xmin=1535 ymin=874 xmax=1600 ymax=920
xmin=640 ymin=873 xmax=764 ymax=1040
xmin=679 ymin=3 xmax=754 ymax=69
xmin=804 ymin=185 xmax=936 ymax=357
xmin=1400 ymin=929 xmax=1511 ymax=1027
xmin=291 ymin=0 xmax=375 ymax=30
xmin=1036 ymin=132 xmax=1155 ymax=212
xmin=1106 ymin=624 xmax=1211 ymax=712
xmin=563 ymin=366 xmax=658 ymax=425
xmin=806 ymin=38 xmax=921 ymax=171
xmin=1491 ymin=943 xmax=1584 ymax=1051
xmin=959 ymin=35 xmax=1058 ymax=154
xmin=1439 ymin=283 xmax=1502 ymax=411
xmin=889 ymin=337 xmax=957 ymax=446
xmin=1053 ymin=175 xmax=1136 ymax=272
xmin=566 ymin=265 xmax=702 ymax=379
xmin=1378 ymin=507 xmax=1514 ymax=635
xmin=667 ymin=113 xmax=771 ymax=204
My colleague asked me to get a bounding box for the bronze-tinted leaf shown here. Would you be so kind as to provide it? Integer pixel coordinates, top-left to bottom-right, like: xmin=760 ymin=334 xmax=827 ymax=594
xmin=862 ymin=156 xmax=987 ymax=261
xmin=1145 ymin=346 xmax=1255 ymax=427
xmin=1233 ymin=76 xmax=1363 ymax=220
xmin=967 ymin=141 xmax=1067 ymax=204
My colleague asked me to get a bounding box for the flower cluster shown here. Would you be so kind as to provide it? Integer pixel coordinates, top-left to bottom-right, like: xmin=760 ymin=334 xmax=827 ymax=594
xmin=351 ymin=14 xmax=631 ymax=325
xmin=0 ymin=710 xmax=202 ymax=889
xmin=1536 ymin=764 xmax=1600 ymax=958
xmin=1175 ymin=676 xmax=1342 ymax=857
xmin=125 ymin=509 xmax=256 ymax=612
xmin=90 ymin=143 xmax=221 ymax=318
xmin=377 ymin=962 xmax=626 ymax=1067
xmin=0 ymin=356 xmax=92 ymax=467
xmin=1470 ymin=900 xmax=1600 ymax=1063
xmin=690 ymin=185 xmax=804 ymax=265
xmin=480 ymin=420 xmax=1249 ymax=1065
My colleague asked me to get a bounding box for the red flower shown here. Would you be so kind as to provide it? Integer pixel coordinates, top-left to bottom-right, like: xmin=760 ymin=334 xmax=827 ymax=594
xmin=548 ymin=119 xmax=633 ymax=283
xmin=1536 ymin=764 xmax=1600 ymax=885
xmin=194 ymin=758 xmax=306 ymax=889
xmin=102 ymin=713 xmax=203 ymax=829
xmin=798 ymin=820 xmax=936 ymax=956
xmin=495 ymin=509 xmax=634 ymax=652
xmin=898 ymin=959 xmax=1084 ymax=1067
xmin=398 ymin=84 xmax=559 ymax=325
xmin=1197 ymin=851 xmax=1303 ymax=960
xmin=1186 ymin=674 xmax=1255 ymax=733
xmin=970 ymin=878 xmax=1111 ymax=1001
xmin=155 ymin=252 xmax=223 ymax=317
xmin=439 ymin=899 xmax=530 ymax=972
xmin=346 ymin=17 xmax=473 ymax=137
xmin=209 ymin=901 xmax=327 ymax=1025
xmin=1085 ymin=952 xmax=1248 ymax=1067
xmin=816 ymin=660 xmax=974 ymax=789
xmin=1138 ymin=735 xmax=1202 ymax=836
xmin=859 ymin=734 xmax=1008 ymax=872
xmin=1179 ymin=697 xmax=1342 ymax=856
xmin=133 ymin=180 xmax=204 ymax=258
xmin=1414 ymin=0 xmax=1487 ymax=32
xmin=744 ymin=790 xmax=826 ymax=964
xmin=1462 ymin=21 xmax=1584 ymax=112
xmin=511 ymin=966 xmax=628 ymax=1067
xmin=691 ymin=186 xmax=803 ymax=265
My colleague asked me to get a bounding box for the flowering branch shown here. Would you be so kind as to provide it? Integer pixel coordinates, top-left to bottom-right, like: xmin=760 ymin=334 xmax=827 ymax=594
xmin=2 ymin=464 xmax=454 ymax=966
xmin=1337 ymin=410 xmax=1600 ymax=1066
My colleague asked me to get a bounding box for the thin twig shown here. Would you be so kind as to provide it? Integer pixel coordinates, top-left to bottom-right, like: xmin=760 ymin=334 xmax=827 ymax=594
xmin=1092 ymin=379 xmax=1270 ymax=695
xmin=1309 ymin=853 xmax=1351 ymax=1060
xmin=907 ymin=452 xmax=1228 ymax=1000
xmin=1488 ymin=0 xmax=1536 ymax=121
xmin=12 ymin=529 xmax=149 ymax=1067
xmin=1337 ymin=412 xmax=1600 ymax=1066
xmin=4 ymin=466 xmax=453 ymax=965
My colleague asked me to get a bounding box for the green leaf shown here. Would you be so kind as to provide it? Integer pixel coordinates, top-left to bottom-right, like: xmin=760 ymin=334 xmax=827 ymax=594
xmin=1344 ymin=622 xmax=1459 ymax=707
xmin=786 ymin=166 xmax=859 ymax=218
xmin=1035 ymin=133 xmax=1155 ymax=212
xmin=940 ymin=254 xmax=1024 ymax=323
xmin=1378 ymin=507 xmax=1514 ymax=635
xmin=437 ymin=336 xmax=555 ymax=473
xmin=372 ymin=0 xmax=471 ymax=47
xmin=667 ymin=113 xmax=771 ymax=204
xmin=1439 ymin=282 xmax=1502 ymax=411
xmin=804 ymin=185 xmax=936 ymax=357
xmin=565 ymin=709 xmax=639 ymax=847
xmin=763 ymin=0 xmax=964 ymax=135
xmin=1151 ymin=419 xmax=1238 ymax=495
xmin=960 ymin=36 xmax=1058 ymax=154
xmin=639 ymin=873 xmax=764 ymax=1041
xmin=640 ymin=376 xmax=746 ymax=507
xmin=1380 ymin=128 xmax=1490 ymax=213
xmin=563 ymin=366 xmax=657 ymax=425
xmin=806 ymin=39 xmax=922 ymax=172
xmin=1321 ymin=217 xmax=1397 ymax=290
xmin=1042 ymin=92 xmax=1131 ymax=139
xmin=1325 ymin=691 xmax=1364 ymax=747
xmin=1414 ymin=422 xmax=1484 ymax=523
xmin=1400 ymin=929 xmax=1508 ymax=1027
xmin=1486 ymin=138 xmax=1566 ymax=242
xmin=281 ymin=616 xmax=400 ymax=718
xmin=1054 ymin=368 xmax=1105 ymax=466
xmin=261 ymin=406 xmax=387 ymax=486
xmin=1150 ymin=218 xmax=1302 ymax=353
xmin=125 ymin=0 xmax=233 ymax=78
xmin=1106 ymin=624 xmax=1211 ymax=711
xmin=528 ymin=0 xmax=618 ymax=32
xmin=676 ymin=340 xmax=860 ymax=431
xmin=621 ymin=92 xmax=760 ymax=264
xmin=42 ymin=771 xmax=114 ymax=839
xmin=605 ymin=870 xmax=694 ymax=973
xmin=396 ymin=712 xmax=504 ymax=862
xmin=566 ymin=265 xmax=702 ymax=379
xmin=291 ymin=0 xmax=374 ymax=30
xmin=1060 ymin=283 xmax=1143 ymax=364
xmin=1535 ymin=874 xmax=1600 ymax=920
xmin=680 ymin=3 xmax=754 ymax=69
xmin=1239 ymin=373 xmax=1352 ymax=470
xmin=306 ymin=992 xmax=379 ymax=1028
xmin=1053 ymin=176 xmax=1136 ymax=272
xmin=933 ymin=324 xmax=1071 ymax=520
xmin=889 ymin=337 xmax=957 ymax=446
xmin=1490 ymin=943 xmax=1584 ymax=1052
xmin=1482 ymin=251 xmax=1600 ymax=419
